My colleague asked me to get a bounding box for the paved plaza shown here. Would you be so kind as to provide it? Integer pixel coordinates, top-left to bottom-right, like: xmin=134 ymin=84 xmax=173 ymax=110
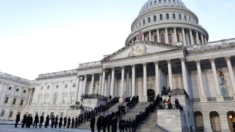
xmin=0 ymin=125 xmax=92 ymax=132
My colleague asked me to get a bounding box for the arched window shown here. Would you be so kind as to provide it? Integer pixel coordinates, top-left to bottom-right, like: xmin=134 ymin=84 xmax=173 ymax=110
xmin=168 ymin=34 xmax=172 ymax=43
xmin=160 ymin=14 xmax=163 ymax=20
xmin=184 ymin=15 xmax=187 ymax=20
xmin=53 ymin=93 xmax=58 ymax=104
xmin=154 ymin=15 xmax=156 ymax=21
xmin=148 ymin=17 xmax=151 ymax=23
xmin=161 ymin=34 xmax=165 ymax=43
xmin=179 ymin=14 xmax=182 ymax=20
xmin=166 ymin=14 xmax=169 ymax=20
xmin=154 ymin=35 xmax=158 ymax=42
xmin=143 ymin=19 xmax=145 ymax=25
xmin=173 ymin=13 xmax=176 ymax=19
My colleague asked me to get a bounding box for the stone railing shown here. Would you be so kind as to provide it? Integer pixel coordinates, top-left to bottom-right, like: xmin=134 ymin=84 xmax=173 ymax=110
xmin=191 ymin=98 xmax=200 ymax=102
xmin=37 ymin=69 xmax=77 ymax=80
xmin=0 ymin=72 xmax=33 ymax=85
xmin=78 ymin=61 xmax=102 ymax=69
xmin=223 ymin=96 xmax=234 ymax=101
xmin=82 ymin=94 xmax=108 ymax=101
xmin=187 ymin=38 xmax=235 ymax=50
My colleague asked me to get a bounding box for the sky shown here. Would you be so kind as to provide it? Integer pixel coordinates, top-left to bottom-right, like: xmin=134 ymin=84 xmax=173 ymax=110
xmin=0 ymin=0 xmax=235 ymax=80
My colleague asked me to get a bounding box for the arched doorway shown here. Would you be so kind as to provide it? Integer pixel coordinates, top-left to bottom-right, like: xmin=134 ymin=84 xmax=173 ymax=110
xmin=227 ymin=111 xmax=235 ymax=132
xmin=194 ymin=112 xmax=204 ymax=132
xmin=147 ymin=89 xmax=155 ymax=102
xmin=210 ymin=111 xmax=221 ymax=132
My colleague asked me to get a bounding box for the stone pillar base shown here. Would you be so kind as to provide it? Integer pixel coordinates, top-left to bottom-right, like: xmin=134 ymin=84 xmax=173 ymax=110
xmin=200 ymin=97 xmax=207 ymax=102
xmin=216 ymin=96 xmax=224 ymax=102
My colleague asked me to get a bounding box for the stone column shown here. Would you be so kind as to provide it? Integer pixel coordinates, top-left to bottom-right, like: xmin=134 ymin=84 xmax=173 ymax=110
xmin=110 ymin=68 xmax=115 ymax=97
xmin=181 ymin=58 xmax=190 ymax=96
xmin=149 ymin=31 xmax=152 ymax=41
xmin=157 ymin=29 xmax=160 ymax=43
xmin=195 ymin=60 xmax=207 ymax=102
xmin=126 ymin=70 xmax=129 ymax=97
xmin=107 ymin=73 xmax=111 ymax=96
xmin=174 ymin=28 xmax=177 ymax=43
xmin=83 ymin=75 xmax=87 ymax=95
xmin=210 ymin=58 xmax=223 ymax=101
xmin=167 ymin=59 xmax=173 ymax=89
xmin=143 ymin=63 xmax=147 ymax=101
xmin=202 ymin=111 xmax=213 ymax=132
xmin=131 ymin=65 xmax=136 ymax=96
xmin=78 ymin=76 xmax=83 ymax=102
xmin=219 ymin=111 xmax=230 ymax=131
xmin=165 ymin=28 xmax=169 ymax=43
xmin=204 ymin=37 xmax=207 ymax=43
xmin=120 ymin=66 xmax=125 ymax=102
xmin=155 ymin=61 xmax=160 ymax=95
xmin=189 ymin=29 xmax=194 ymax=45
xmin=196 ymin=31 xmax=200 ymax=44
xmin=201 ymin=34 xmax=205 ymax=43
xmin=225 ymin=56 xmax=235 ymax=97
xmin=142 ymin=32 xmax=144 ymax=41
xmin=90 ymin=74 xmax=95 ymax=94
xmin=26 ymin=89 xmax=32 ymax=107
xmin=182 ymin=28 xmax=186 ymax=46
xmin=98 ymin=73 xmax=102 ymax=95
xmin=76 ymin=78 xmax=80 ymax=102
xmin=101 ymin=69 xmax=106 ymax=96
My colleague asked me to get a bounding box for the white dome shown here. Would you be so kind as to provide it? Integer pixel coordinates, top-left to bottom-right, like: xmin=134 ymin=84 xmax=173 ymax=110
xmin=139 ymin=0 xmax=187 ymax=15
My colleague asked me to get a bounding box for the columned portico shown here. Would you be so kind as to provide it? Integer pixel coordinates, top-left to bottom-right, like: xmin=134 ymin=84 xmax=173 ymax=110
xmin=143 ymin=63 xmax=147 ymax=102
xmin=167 ymin=59 xmax=173 ymax=89
xmin=173 ymin=28 xmax=177 ymax=43
xmin=182 ymin=28 xmax=186 ymax=46
xmin=225 ymin=56 xmax=235 ymax=97
xmin=165 ymin=28 xmax=169 ymax=43
xmin=181 ymin=58 xmax=190 ymax=96
xmin=201 ymin=34 xmax=205 ymax=43
xmin=157 ymin=29 xmax=160 ymax=43
xmin=149 ymin=31 xmax=152 ymax=41
xmin=120 ymin=66 xmax=125 ymax=102
xmin=131 ymin=65 xmax=136 ymax=96
xmin=98 ymin=73 xmax=102 ymax=95
xmin=90 ymin=74 xmax=94 ymax=94
xmin=189 ymin=29 xmax=194 ymax=45
xmin=76 ymin=78 xmax=80 ymax=102
xmin=83 ymin=75 xmax=87 ymax=95
xmin=110 ymin=68 xmax=115 ymax=97
xmin=196 ymin=32 xmax=200 ymax=44
xmin=155 ymin=61 xmax=160 ymax=95
xmin=195 ymin=60 xmax=207 ymax=102
xmin=101 ymin=69 xmax=106 ymax=95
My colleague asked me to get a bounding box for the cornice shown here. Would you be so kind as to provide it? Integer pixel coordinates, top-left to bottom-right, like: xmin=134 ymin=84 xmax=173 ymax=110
xmin=77 ymin=66 xmax=103 ymax=71
xmin=36 ymin=73 xmax=77 ymax=81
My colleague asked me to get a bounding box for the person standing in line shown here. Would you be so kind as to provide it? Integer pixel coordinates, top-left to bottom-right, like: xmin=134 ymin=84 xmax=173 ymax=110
xmin=90 ymin=115 xmax=95 ymax=132
xmin=27 ymin=114 xmax=33 ymax=128
xmin=97 ymin=115 xmax=102 ymax=132
xmin=15 ymin=112 xmax=20 ymax=128
xmin=67 ymin=117 xmax=71 ymax=128
xmin=63 ymin=116 xmax=67 ymax=129
xmin=33 ymin=113 xmax=39 ymax=128
xmin=54 ymin=115 xmax=58 ymax=128
xmin=45 ymin=115 xmax=50 ymax=128
xmin=59 ymin=116 xmax=63 ymax=128
xmin=22 ymin=113 xmax=27 ymax=128
xmin=51 ymin=115 xmax=55 ymax=128
xmin=111 ymin=116 xmax=118 ymax=132
xmin=39 ymin=114 xmax=44 ymax=128
xmin=75 ymin=116 xmax=78 ymax=128
xmin=71 ymin=117 xmax=75 ymax=128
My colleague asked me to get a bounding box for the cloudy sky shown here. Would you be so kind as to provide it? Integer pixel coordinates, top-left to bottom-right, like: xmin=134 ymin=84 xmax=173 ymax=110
xmin=0 ymin=0 xmax=234 ymax=80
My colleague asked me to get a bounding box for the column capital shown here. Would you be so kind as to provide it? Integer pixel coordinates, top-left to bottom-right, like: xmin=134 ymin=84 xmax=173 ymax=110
xmin=131 ymin=64 xmax=135 ymax=67
xmin=111 ymin=67 xmax=115 ymax=70
xmin=142 ymin=63 xmax=147 ymax=66
xmin=166 ymin=59 xmax=171 ymax=63
xmin=120 ymin=66 xmax=125 ymax=69
xmin=102 ymin=68 xmax=106 ymax=72
xmin=225 ymin=56 xmax=231 ymax=61
xmin=195 ymin=60 xmax=201 ymax=64
xmin=209 ymin=58 xmax=215 ymax=63
xmin=154 ymin=61 xmax=159 ymax=65
xmin=180 ymin=58 xmax=185 ymax=62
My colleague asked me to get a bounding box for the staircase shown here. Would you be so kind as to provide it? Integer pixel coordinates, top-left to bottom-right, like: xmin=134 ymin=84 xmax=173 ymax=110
xmin=122 ymin=102 xmax=151 ymax=119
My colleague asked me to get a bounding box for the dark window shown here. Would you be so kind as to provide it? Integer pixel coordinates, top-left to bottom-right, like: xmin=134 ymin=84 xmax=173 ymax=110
xmin=184 ymin=15 xmax=187 ymax=20
xmin=8 ymin=87 xmax=11 ymax=90
xmin=160 ymin=14 xmax=163 ymax=20
xmin=179 ymin=14 xmax=182 ymax=20
xmin=13 ymin=98 xmax=16 ymax=105
xmin=166 ymin=14 xmax=169 ymax=20
xmin=9 ymin=111 xmax=13 ymax=118
xmin=148 ymin=17 xmax=150 ymax=23
xmin=143 ymin=20 xmax=145 ymax=25
xmin=5 ymin=97 xmax=9 ymax=104
xmin=154 ymin=16 xmax=156 ymax=21
xmin=159 ymin=0 xmax=161 ymax=2
xmin=20 ymin=100 xmax=24 ymax=106
xmin=16 ymin=89 xmax=19 ymax=92
xmin=154 ymin=1 xmax=156 ymax=4
xmin=173 ymin=14 xmax=176 ymax=19
xmin=23 ymin=90 xmax=26 ymax=93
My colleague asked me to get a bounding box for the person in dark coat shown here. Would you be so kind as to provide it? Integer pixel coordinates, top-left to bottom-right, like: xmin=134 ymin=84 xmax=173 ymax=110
xmin=27 ymin=114 xmax=33 ymax=128
xmin=39 ymin=114 xmax=44 ymax=128
xmin=67 ymin=117 xmax=71 ymax=128
xmin=45 ymin=115 xmax=49 ymax=128
xmin=90 ymin=115 xmax=95 ymax=132
xmin=64 ymin=116 xmax=67 ymax=128
xmin=119 ymin=118 xmax=124 ymax=132
xmin=33 ymin=114 xmax=39 ymax=128
xmin=111 ymin=116 xmax=118 ymax=132
xmin=75 ymin=116 xmax=78 ymax=128
xmin=102 ymin=116 xmax=107 ymax=132
xmin=59 ymin=116 xmax=63 ymax=128
xmin=54 ymin=115 xmax=58 ymax=128
xmin=97 ymin=115 xmax=103 ymax=132
xmin=107 ymin=116 xmax=111 ymax=132
xmin=22 ymin=113 xmax=27 ymax=128
xmin=71 ymin=117 xmax=75 ymax=128
xmin=15 ymin=112 xmax=20 ymax=128
xmin=51 ymin=115 xmax=55 ymax=128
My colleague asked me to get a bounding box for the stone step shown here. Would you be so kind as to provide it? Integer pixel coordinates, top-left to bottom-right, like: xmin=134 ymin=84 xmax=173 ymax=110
xmin=122 ymin=102 xmax=151 ymax=119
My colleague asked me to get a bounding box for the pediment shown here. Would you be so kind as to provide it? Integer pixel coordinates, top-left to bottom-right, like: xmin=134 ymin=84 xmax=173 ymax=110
xmin=102 ymin=40 xmax=183 ymax=62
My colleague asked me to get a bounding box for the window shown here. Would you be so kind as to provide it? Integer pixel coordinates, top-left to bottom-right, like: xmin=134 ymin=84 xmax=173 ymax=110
xmin=166 ymin=13 xmax=169 ymax=20
xmin=173 ymin=13 xmax=175 ymax=19
xmin=184 ymin=15 xmax=187 ymax=20
xmin=8 ymin=87 xmax=12 ymax=90
xmin=148 ymin=17 xmax=150 ymax=23
xmin=160 ymin=14 xmax=163 ymax=20
xmin=47 ymin=85 xmax=50 ymax=89
xmin=23 ymin=90 xmax=26 ymax=93
xmin=16 ymin=89 xmax=19 ymax=92
xmin=73 ymin=83 xmax=76 ymax=87
xmin=62 ymin=96 xmax=67 ymax=104
xmin=70 ymin=96 xmax=75 ymax=104
xmin=143 ymin=20 xmax=145 ymax=25
xmin=44 ymin=97 xmax=49 ymax=104
xmin=20 ymin=100 xmax=24 ymax=106
xmin=9 ymin=111 xmax=13 ymax=118
xmin=53 ymin=93 xmax=58 ymax=104
xmin=13 ymin=98 xmax=17 ymax=105
xmin=179 ymin=14 xmax=182 ymax=20
xmin=65 ymin=84 xmax=68 ymax=88
xmin=5 ymin=97 xmax=9 ymax=104
xmin=38 ymin=97 xmax=42 ymax=103
xmin=56 ymin=85 xmax=59 ymax=89
xmin=60 ymin=112 xmax=64 ymax=117
xmin=1 ymin=110 xmax=5 ymax=117
xmin=154 ymin=15 xmax=156 ymax=21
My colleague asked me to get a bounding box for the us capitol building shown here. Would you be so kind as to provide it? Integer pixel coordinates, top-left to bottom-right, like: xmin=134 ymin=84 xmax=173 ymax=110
xmin=0 ymin=0 xmax=235 ymax=131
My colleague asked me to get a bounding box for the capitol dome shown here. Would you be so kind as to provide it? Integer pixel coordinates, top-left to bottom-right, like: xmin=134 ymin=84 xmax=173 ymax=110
xmin=125 ymin=0 xmax=209 ymax=46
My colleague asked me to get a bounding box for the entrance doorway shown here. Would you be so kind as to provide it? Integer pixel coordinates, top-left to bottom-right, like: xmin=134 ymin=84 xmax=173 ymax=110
xmin=210 ymin=111 xmax=221 ymax=132
xmin=194 ymin=112 xmax=204 ymax=132
xmin=227 ymin=111 xmax=235 ymax=132
xmin=147 ymin=89 xmax=155 ymax=102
